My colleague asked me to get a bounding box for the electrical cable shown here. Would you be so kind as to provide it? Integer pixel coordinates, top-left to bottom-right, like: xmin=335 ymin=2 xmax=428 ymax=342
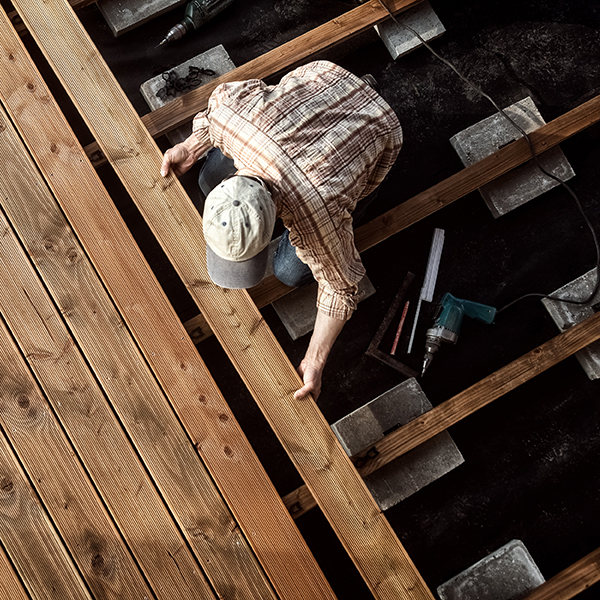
xmin=375 ymin=0 xmax=600 ymax=313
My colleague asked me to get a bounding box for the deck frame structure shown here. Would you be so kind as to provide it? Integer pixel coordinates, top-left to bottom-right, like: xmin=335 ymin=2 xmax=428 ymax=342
xmin=0 ymin=0 xmax=598 ymax=599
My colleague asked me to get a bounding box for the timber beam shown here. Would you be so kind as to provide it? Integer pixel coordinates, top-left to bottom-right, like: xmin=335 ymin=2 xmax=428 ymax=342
xmin=520 ymin=546 xmax=600 ymax=600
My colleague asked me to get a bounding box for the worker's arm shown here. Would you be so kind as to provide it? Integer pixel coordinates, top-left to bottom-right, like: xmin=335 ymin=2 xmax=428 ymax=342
xmin=160 ymin=132 xmax=211 ymax=178
xmin=295 ymin=311 xmax=346 ymax=401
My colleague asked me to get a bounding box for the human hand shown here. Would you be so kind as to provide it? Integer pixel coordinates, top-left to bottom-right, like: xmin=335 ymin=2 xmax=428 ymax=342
xmin=160 ymin=142 xmax=196 ymax=178
xmin=294 ymin=357 xmax=324 ymax=401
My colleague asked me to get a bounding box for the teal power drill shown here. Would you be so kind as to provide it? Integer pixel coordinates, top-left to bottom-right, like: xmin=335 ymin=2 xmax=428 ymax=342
xmin=159 ymin=0 xmax=235 ymax=46
xmin=421 ymin=293 xmax=496 ymax=376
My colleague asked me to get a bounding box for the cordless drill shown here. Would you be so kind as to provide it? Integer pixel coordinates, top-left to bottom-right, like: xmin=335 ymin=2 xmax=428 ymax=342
xmin=159 ymin=0 xmax=235 ymax=46
xmin=421 ymin=293 xmax=496 ymax=376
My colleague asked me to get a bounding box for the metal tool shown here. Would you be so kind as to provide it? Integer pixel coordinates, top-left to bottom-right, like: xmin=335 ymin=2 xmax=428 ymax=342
xmin=159 ymin=0 xmax=235 ymax=46
xmin=407 ymin=228 xmax=445 ymax=353
xmin=421 ymin=292 xmax=496 ymax=376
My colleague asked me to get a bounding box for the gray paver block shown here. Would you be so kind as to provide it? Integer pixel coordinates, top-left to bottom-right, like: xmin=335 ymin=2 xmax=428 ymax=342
xmin=331 ymin=379 xmax=464 ymax=511
xmin=98 ymin=0 xmax=186 ymax=37
xmin=450 ymin=96 xmax=575 ymax=217
xmin=542 ymin=268 xmax=600 ymax=379
xmin=272 ymin=276 xmax=376 ymax=341
xmin=437 ymin=539 xmax=545 ymax=600
xmin=140 ymin=44 xmax=236 ymax=146
xmin=375 ymin=1 xmax=445 ymax=60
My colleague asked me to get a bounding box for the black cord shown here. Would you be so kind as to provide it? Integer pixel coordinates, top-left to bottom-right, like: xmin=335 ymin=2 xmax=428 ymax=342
xmin=376 ymin=0 xmax=600 ymax=313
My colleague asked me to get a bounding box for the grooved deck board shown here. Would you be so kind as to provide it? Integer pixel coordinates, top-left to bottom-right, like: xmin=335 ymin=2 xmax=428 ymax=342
xmin=0 ymin=104 xmax=217 ymax=600
xmin=11 ymin=0 xmax=434 ymax=597
xmin=0 ymin=545 xmax=30 ymax=600
xmin=0 ymin=423 xmax=91 ymax=600
xmin=0 ymin=5 xmax=334 ymax=600
xmin=0 ymin=21 xmax=275 ymax=600
xmin=0 ymin=269 xmax=150 ymax=599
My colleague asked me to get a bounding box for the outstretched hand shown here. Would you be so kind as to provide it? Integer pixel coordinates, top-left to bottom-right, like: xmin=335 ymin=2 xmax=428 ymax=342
xmin=160 ymin=142 xmax=197 ymax=178
xmin=294 ymin=357 xmax=324 ymax=401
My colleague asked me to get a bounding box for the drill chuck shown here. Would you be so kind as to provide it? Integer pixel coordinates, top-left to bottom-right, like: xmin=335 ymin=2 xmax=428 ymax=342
xmin=159 ymin=0 xmax=235 ymax=46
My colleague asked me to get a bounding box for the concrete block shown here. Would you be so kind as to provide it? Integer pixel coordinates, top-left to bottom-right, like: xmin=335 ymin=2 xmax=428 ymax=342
xmin=140 ymin=45 xmax=236 ymax=146
xmin=272 ymin=276 xmax=376 ymax=341
xmin=98 ymin=0 xmax=186 ymax=37
xmin=331 ymin=379 xmax=464 ymax=511
xmin=437 ymin=539 xmax=545 ymax=600
xmin=450 ymin=96 xmax=575 ymax=217
xmin=375 ymin=1 xmax=445 ymax=60
xmin=542 ymin=268 xmax=600 ymax=379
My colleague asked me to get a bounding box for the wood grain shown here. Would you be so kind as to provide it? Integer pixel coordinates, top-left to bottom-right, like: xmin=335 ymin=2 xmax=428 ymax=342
xmin=0 ymin=546 xmax=30 ymax=600
xmin=7 ymin=0 xmax=94 ymax=36
xmin=13 ymin=0 xmax=435 ymax=597
xmin=0 ymin=106 xmax=217 ymax=600
xmin=521 ymin=547 xmax=600 ymax=600
xmin=0 ymin=285 xmax=150 ymax=599
xmin=0 ymin=46 xmax=274 ymax=600
xmin=0 ymin=4 xmax=334 ymax=600
xmin=0 ymin=425 xmax=92 ymax=600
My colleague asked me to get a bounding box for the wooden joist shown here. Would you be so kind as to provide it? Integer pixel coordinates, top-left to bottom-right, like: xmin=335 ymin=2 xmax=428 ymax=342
xmin=521 ymin=547 xmax=600 ymax=600
xmin=283 ymin=309 xmax=600 ymax=517
xmin=0 ymin=5 xmax=334 ymax=600
xmin=11 ymin=0 xmax=434 ymax=597
xmin=183 ymin=93 xmax=600 ymax=343
xmin=141 ymin=0 xmax=423 ymax=138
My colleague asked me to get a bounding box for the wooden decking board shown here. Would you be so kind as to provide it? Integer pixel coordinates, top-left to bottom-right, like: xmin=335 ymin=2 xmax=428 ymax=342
xmin=182 ymin=94 xmax=600 ymax=344
xmin=0 ymin=265 xmax=148 ymax=599
xmin=521 ymin=547 xmax=600 ymax=600
xmin=0 ymin=43 xmax=275 ymax=600
xmin=0 ymin=545 xmax=30 ymax=600
xmin=283 ymin=309 xmax=600 ymax=516
xmin=0 ymin=421 xmax=91 ymax=600
xmin=0 ymin=107 xmax=220 ymax=600
xmin=8 ymin=0 xmax=93 ymax=37
xmin=12 ymin=0 xmax=434 ymax=598
xmin=0 ymin=6 xmax=335 ymax=600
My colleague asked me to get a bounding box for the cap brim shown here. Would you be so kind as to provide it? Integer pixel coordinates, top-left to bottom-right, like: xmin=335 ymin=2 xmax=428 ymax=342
xmin=206 ymin=243 xmax=268 ymax=289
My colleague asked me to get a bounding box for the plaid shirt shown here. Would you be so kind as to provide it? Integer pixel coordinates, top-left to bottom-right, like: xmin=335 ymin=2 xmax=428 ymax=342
xmin=193 ymin=61 xmax=402 ymax=320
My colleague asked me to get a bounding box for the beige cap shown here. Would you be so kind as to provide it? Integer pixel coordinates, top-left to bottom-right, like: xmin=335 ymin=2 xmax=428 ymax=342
xmin=203 ymin=175 xmax=276 ymax=289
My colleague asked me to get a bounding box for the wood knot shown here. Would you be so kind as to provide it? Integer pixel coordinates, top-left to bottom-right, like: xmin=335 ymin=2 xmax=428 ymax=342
xmin=50 ymin=143 xmax=59 ymax=154
xmin=66 ymin=247 xmax=79 ymax=263
xmin=224 ymin=446 xmax=234 ymax=458
xmin=198 ymin=395 xmax=207 ymax=405
xmin=0 ymin=478 xmax=14 ymax=494
xmin=218 ymin=413 xmax=229 ymax=423
xmin=0 ymin=123 xmax=5 ymax=133
xmin=16 ymin=394 xmax=30 ymax=409
xmin=43 ymin=238 xmax=59 ymax=252
xmin=26 ymin=82 xmax=35 ymax=91
xmin=8 ymin=53 xmax=14 ymax=61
